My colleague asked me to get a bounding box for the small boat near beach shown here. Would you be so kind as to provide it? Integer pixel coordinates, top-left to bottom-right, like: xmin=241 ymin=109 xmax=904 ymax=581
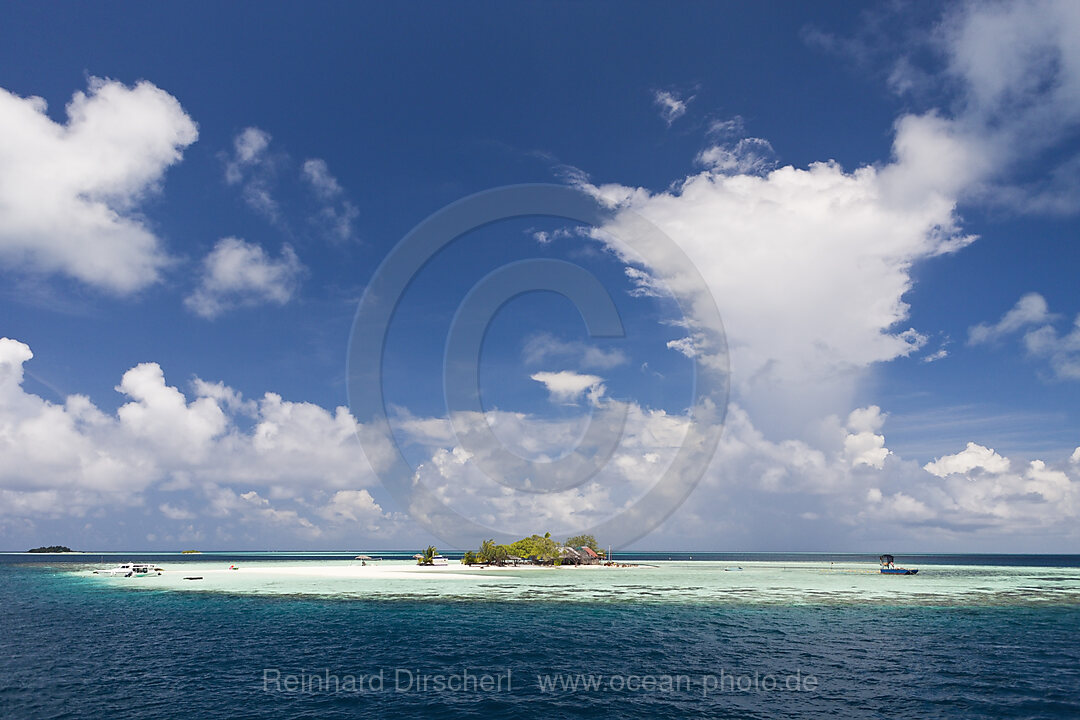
xmin=94 ymin=563 xmax=163 ymax=577
xmin=879 ymin=554 xmax=918 ymax=575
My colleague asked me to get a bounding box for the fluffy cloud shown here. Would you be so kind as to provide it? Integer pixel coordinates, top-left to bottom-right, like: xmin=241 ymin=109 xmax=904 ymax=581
xmin=318 ymin=489 xmax=394 ymax=532
xmin=579 ymin=127 xmax=966 ymax=436
xmin=403 ymin=402 xmax=690 ymax=537
xmin=843 ymin=406 xmax=890 ymax=469
xmin=1024 ymin=316 xmax=1080 ymax=380
xmin=530 ymin=370 xmax=605 ymax=403
xmin=919 ymin=451 xmax=1076 ymax=528
xmin=930 ymin=0 xmax=1080 ymax=211
xmin=0 ymin=338 xmax=394 ymax=540
xmin=395 ymin=397 xmax=1080 ymax=548
xmin=924 ymin=442 xmax=1011 ymax=477
xmin=202 ymin=486 xmax=319 ymax=536
xmin=667 ymin=406 xmax=1078 ymax=546
xmin=821 ymin=1 xmax=1080 ymax=211
xmin=969 ymin=293 xmax=1080 ymax=380
xmin=0 ymin=78 xmax=197 ymax=293
xmin=0 ymin=338 xmax=157 ymax=496
xmin=968 ymin=293 xmax=1052 ymax=345
xmin=943 ymin=1 xmax=1080 ymax=144
xmin=185 ymin=237 xmax=303 ymax=318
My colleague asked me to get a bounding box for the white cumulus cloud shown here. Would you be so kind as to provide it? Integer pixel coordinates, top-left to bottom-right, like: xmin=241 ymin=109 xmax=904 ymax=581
xmin=185 ymin=237 xmax=303 ymax=318
xmin=843 ymin=406 xmax=891 ymax=469
xmin=579 ymin=122 xmax=964 ymax=436
xmin=0 ymin=78 xmax=197 ymax=293
xmin=924 ymin=442 xmax=1011 ymax=477
xmin=0 ymin=337 xmax=394 ymax=540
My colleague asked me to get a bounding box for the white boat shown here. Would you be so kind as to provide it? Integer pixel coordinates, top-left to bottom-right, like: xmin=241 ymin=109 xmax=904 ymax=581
xmin=94 ymin=562 xmax=163 ymax=577
xmin=431 ymin=554 xmax=448 ymax=566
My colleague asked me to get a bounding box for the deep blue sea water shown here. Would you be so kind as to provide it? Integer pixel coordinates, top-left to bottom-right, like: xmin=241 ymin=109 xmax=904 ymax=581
xmin=3 ymin=554 xmax=1079 ymax=719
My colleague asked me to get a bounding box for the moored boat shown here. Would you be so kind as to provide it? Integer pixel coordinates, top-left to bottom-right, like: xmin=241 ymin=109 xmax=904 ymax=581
xmin=94 ymin=562 xmax=163 ymax=577
xmin=879 ymin=554 xmax=917 ymax=575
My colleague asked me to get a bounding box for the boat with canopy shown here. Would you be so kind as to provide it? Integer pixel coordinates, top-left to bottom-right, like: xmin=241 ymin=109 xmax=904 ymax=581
xmin=879 ymin=554 xmax=918 ymax=575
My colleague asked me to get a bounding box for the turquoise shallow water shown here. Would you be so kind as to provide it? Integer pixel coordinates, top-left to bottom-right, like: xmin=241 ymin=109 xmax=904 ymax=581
xmin=3 ymin=554 xmax=1079 ymax=718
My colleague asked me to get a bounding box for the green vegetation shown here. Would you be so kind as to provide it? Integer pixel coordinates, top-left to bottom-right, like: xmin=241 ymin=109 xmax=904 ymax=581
xmin=508 ymin=533 xmax=560 ymax=563
xmin=28 ymin=545 xmax=72 ymax=553
xmin=565 ymin=534 xmax=600 ymax=552
xmin=476 ymin=538 xmax=511 ymax=565
xmin=416 ymin=545 xmax=438 ymax=565
xmin=465 ymin=532 xmax=604 ymax=566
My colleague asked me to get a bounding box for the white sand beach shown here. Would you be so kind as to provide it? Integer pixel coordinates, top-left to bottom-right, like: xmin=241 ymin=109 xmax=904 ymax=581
xmin=77 ymin=558 xmax=1080 ymax=606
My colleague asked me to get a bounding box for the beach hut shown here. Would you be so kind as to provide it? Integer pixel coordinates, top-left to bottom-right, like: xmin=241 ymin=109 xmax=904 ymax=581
xmin=559 ymin=546 xmax=584 ymax=565
xmin=580 ymin=546 xmax=600 ymax=564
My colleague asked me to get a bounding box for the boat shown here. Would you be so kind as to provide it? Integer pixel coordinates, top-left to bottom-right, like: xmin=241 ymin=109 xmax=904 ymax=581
xmin=94 ymin=563 xmax=163 ymax=577
xmin=431 ymin=554 xmax=448 ymax=566
xmin=879 ymin=554 xmax=917 ymax=575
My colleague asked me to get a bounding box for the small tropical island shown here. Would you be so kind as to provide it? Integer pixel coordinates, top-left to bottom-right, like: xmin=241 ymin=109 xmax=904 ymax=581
xmin=416 ymin=533 xmax=620 ymax=567
xmin=28 ymin=545 xmax=74 ymax=553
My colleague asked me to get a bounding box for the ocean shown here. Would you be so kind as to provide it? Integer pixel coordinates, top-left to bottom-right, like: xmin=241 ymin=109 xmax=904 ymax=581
xmin=2 ymin=553 xmax=1078 ymax=719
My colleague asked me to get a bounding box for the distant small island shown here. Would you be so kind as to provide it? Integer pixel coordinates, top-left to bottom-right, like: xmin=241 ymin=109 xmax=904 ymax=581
xmin=28 ymin=545 xmax=73 ymax=553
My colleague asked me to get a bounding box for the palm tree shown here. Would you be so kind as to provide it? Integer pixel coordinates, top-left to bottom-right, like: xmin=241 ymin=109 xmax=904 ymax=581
xmin=478 ymin=538 xmax=497 ymax=564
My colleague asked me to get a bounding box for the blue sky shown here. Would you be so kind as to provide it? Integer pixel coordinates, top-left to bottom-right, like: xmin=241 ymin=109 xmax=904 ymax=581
xmin=2 ymin=2 xmax=1079 ymax=552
